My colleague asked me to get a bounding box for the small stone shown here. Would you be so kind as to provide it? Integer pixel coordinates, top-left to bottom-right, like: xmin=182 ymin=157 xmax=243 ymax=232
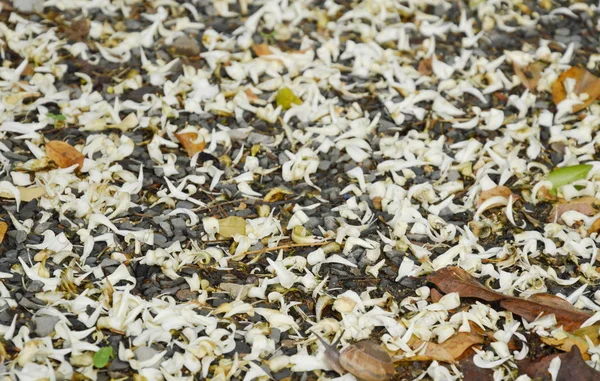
xmin=108 ymin=358 xmax=130 ymax=371
xmin=18 ymin=297 xmax=42 ymax=310
xmin=25 ymin=280 xmax=44 ymax=293
xmin=100 ymin=258 xmax=121 ymax=268
xmin=447 ymin=170 xmax=461 ymax=181
xmin=134 ymin=346 xmax=162 ymax=368
xmin=170 ymin=35 xmax=200 ymax=56
xmin=153 ymin=234 xmax=168 ymax=247
xmin=324 ymin=216 xmax=338 ymax=231
xmin=34 ymin=316 xmax=60 ymax=337
xmin=176 ymin=289 xmax=199 ymax=301
xmin=170 ymin=218 xmax=187 ymax=230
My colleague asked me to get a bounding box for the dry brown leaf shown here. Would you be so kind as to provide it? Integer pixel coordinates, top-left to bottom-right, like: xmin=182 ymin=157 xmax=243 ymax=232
xmin=252 ymin=44 xmax=273 ymax=57
xmin=477 ymin=186 xmax=519 ymax=208
xmin=551 ymin=67 xmax=600 ymax=113
xmin=439 ymin=332 xmax=484 ymax=359
xmin=426 ymin=266 xmax=506 ymax=302
xmin=549 ymin=196 xmax=599 ymax=223
xmin=398 ymin=333 xmax=483 ymax=364
xmin=513 ymin=62 xmax=543 ymax=92
xmin=65 ymin=18 xmax=90 ymax=42
xmin=459 ymin=357 xmax=494 ymax=381
xmin=428 ymin=267 xmax=593 ymax=331
xmin=175 ymin=132 xmax=206 ymax=158
xmin=587 ymin=217 xmax=600 ymax=236
xmin=402 ymin=338 xmax=455 ymax=363
xmin=500 ymin=294 xmax=592 ymax=331
xmin=536 ymin=186 xmax=557 ymax=202
xmin=46 ymin=140 xmax=84 ymax=170
xmin=541 ymin=324 xmax=600 ymax=360
xmin=0 ymin=222 xmax=7 ymax=244
xmin=518 ymin=346 xmax=600 ymax=381
xmin=430 ymin=288 xmax=443 ymax=304
xmin=418 ymin=57 xmax=433 ymax=76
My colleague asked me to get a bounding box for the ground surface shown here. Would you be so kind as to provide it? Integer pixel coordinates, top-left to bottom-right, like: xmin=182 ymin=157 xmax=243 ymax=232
xmin=0 ymin=0 xmax=600 ymax=380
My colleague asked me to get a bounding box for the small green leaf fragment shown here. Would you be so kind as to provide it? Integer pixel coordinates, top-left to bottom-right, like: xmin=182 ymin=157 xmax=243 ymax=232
xmin=48 ymin=113 xmax=66 ymax=121
xmin=275 ymin=88 xmax=302 ymax=110
xmin=93 ymin=346 xmax=114 ymax=368
xmin=547 ymin=164 xmax=593 ymax=195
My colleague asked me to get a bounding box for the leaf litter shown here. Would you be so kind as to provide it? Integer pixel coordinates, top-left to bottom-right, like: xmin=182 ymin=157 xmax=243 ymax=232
xmin=428 ymin=267 xmax=592 ymax=331
xmin=0 ymin=1 xmax=598 ymax=381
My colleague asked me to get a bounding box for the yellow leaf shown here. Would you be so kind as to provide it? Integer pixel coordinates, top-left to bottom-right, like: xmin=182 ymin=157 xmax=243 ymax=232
xmin=46 ymin=140 xmax=84 ymax=170
xmin=252 ymin=44 xmax=273 ymax=56
xmin=175 ymin=132 xmax=206 ymax=158
xmin=275 ymin=88 xmax=302 ymax=110
xmin=263 ymin=187 xmax=293 ymax=202
xmin=19 ymin=186 xmax=46 ymax=201
xmin=394 ymin=333 xmax=484 ymax=364
xmin=0 ymin=222 xmax=7 ymax=244
xmin=541 ymin=324 xmax=600 ymax=360
xmin=0 ymin=186 xmax=46 ymax=202
xmin=218 ymin=216 xmax=247 ymax=238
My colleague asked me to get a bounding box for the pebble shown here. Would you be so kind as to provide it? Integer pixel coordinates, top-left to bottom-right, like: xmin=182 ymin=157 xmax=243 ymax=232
xmin=176 ymin=289 xmax=198 ymax=301
xmin=18 ymin=297 xmax=43 ymax=310
xmin=34 ymin=316 xmax=60 ymax=337
xmin=170 ymin=217 xmax=187 ymax=230
xmin=159 ymin=221 xmax=174 ymax=237
xmin=134 ymin=346 xmax=162 ymax=368
xmin=323 ymin=216 xmax=338 ymax=231
xmin=153 ymin=234 xmax=168 ymax=247
xmin=169 ymin=35 xmax=200 ymax=56
xmin=25 ymin=280 xmax=44 ymax=293
xmin=108 ymin=359 xmax=130 ymax=371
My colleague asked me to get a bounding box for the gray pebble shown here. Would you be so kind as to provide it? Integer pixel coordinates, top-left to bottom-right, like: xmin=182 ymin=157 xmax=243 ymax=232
xmin=134 ymin=346 xmax=162 ymax=368
xmin=18 ymin=297 xmax=43 ymax=310
xmin=153 ymin=234 xmax=168 ymax=247
xmin=175 ymin=201 xmax=196 ymax=209
xmin=170 ymin=218 xmax=187 ymax=230
xmin=304 ymin=217 xmax=321 ymax=229
xmin=319 ymin=161 xmax=331 ymax=170
xmin=247 ymin=132 xmax=275 ymax=145
xmin=170 ymin=35 xmax=200 ymax=56
xmin=33 ymin=222 xmax=53 ymax=235
xmin=25 ymin=280 xmax=44 ymax=293
xmin=108 ymin=359 xmax=130 ymax=371
xmin=324 ymin=216 xmax=338 ymax=231
xmin=125 ymin=19 xmax=142 ymax=31
xmin=159 ymin=221 xmax=173 ymax=237
xmin=9 ymin=230 xmax=27 ymax=244
xmin=447 ymin=170 xmax=461 ymax=181
xmin=100 ymin=258 xmax=121 ymax=268
xmin=34 ymin=316 xmax=60 ymax=337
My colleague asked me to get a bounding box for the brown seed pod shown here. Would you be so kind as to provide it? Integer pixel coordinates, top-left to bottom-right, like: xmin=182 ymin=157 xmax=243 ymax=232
xmin=316 ymin=335 xmax=395 ymax=381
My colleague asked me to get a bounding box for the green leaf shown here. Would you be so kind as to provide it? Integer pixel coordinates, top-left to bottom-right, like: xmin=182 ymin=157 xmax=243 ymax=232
xmin=275 ymin=88 xmax=302 ymax=110
xmin=547 ymin=164 xmax=593 ymax=195
xmin=48 ymin=113 xmax=66 ymax=121
xmin=93 ymin=346 xmax=114 ymax=368
xmin=218 ymin=216 xmax=247 ymax=238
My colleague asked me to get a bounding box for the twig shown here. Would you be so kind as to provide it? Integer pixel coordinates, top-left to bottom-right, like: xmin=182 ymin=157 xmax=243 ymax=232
xmin=193 ymin=198 xmax=248 ymax=213
xmin=245 ymin=241 xmax=330 ymax=256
